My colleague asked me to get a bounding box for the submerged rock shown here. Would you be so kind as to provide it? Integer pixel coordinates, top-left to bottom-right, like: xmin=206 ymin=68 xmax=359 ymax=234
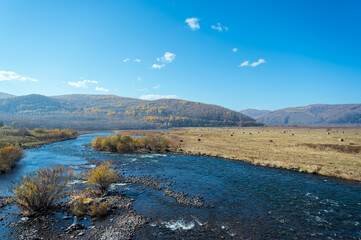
xmin=65 ymin=222 xmax=85 ymax=233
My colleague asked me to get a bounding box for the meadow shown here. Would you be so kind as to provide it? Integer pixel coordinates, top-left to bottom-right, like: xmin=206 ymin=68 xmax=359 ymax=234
xmin=117 ymin=127 xmax=361 ymax=181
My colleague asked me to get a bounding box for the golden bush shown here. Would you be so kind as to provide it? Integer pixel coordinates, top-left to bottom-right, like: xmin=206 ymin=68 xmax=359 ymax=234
xmin=12 ymin=166 xmax=73 ymax=215
xmin=0 ymin=146 xmax=24 ymax=172
xmin=87 ymin=161 xmax=119 ymax=194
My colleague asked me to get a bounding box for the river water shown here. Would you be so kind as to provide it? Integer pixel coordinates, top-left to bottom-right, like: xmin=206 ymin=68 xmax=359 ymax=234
xmin=0 ymin=133 xmax=360 ymax=239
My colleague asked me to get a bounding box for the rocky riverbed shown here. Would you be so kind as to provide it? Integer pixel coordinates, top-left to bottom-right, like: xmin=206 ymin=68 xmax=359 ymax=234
xmin=0 ymin=158 xmax=210 ymax=240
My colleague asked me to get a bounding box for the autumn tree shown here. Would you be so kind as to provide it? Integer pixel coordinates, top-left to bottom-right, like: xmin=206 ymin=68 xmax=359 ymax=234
xmin=12 ymin=166 xmax=73 ymax=215
xmin=87 ymin=161 xmax=119 ymax=194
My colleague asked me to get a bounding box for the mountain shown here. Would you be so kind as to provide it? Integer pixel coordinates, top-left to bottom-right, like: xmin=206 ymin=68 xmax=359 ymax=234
xmin=240 ymin=109 xmax=271 ymax=118
xmin=0 ymin=92 xmax=15 ymax=99
xmin=253 ymin=104 xmax=361 ymax=126
xmin=0 ymin=94 xmax=260 ymax=129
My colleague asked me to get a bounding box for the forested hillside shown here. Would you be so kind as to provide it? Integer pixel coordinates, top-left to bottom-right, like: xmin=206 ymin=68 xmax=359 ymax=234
xmin=0 ymin=94 xmax=260 ymax=129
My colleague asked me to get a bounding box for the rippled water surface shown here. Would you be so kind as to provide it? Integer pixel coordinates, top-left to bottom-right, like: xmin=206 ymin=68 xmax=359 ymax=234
xmin=1 ymin=133 xmax=360 ymax=239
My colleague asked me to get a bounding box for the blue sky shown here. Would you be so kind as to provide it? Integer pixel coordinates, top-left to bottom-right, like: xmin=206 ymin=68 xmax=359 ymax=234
xmin=0 ymin=0 xmax=360 ymax=111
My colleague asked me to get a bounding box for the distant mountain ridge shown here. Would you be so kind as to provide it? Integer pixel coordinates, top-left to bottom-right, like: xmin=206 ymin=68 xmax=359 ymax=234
xmin=241 ymin=104 xmax=361 ymax=126
xmin=0 ymin=94 xmax=260 ymax=129
xmin=0 ymin=92 xmax=15 ymax=99
xmin=240 ymin=109 xmax=271 ymax=118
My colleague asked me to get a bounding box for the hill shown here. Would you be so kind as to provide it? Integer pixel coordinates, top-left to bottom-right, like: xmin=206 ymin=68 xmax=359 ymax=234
xmin=0 ymin=94 xmax=260 ymax=129
xmin=0 ymin=92 xmax=15 ymax=99
xmin=254 ymin=104 xmax=361 ymax=126
xmin=240 ymin=109 xmax=271 ymax=118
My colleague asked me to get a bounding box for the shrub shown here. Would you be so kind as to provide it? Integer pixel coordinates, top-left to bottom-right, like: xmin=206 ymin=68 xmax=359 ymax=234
xmin=33 ymin=128 xmax=77 ymax=140
xmin=88 ymin=202 xmax=98 ymax=217
xmin=11 ymin=166 xmax=73 ymax=215
xmin=33 ymin=128 xmax=45 ymax=134
xmin=88 ymin=202 xmax=108 ymax=217
xmin=0 ymin=119 xmax=3 ymax=127
xmin=92 ymin=135 xmax=172 ymax=153
xmin=0 ymin=146 xmax=24 ymax=172
xmin=98 ymin=202 xmax=108 ymax=216
xmin=71 ymin=195 xmax=87 ymax=217
xmin=17 ymin=127 xmax=32 ymax=137
xmin=87 ymin=161 xmax=119 ymax=194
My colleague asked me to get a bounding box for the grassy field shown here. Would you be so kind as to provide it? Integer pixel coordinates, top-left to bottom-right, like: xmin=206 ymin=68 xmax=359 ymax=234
xmin=117 ymin=127 xmax=361 ymax=181
xmin=0 ymin=128 xmax=83 ymax=149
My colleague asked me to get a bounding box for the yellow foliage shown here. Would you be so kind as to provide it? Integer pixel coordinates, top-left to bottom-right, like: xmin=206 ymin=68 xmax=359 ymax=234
xmin=0 ymin=145 xmax=24 ymax=172
xmin=92 ymin=135 xmax=172 ymax=154
xmin=87 ymin=161 xmax=119 ymax=194
xmin=12 ymin=166 xmax=73 ymax=215
xmin=71 ymin=194 xmax=87 ymax=216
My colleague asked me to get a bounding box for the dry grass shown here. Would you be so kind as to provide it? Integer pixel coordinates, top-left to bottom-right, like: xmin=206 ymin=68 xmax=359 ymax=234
xmin=117 ymin=127 xmax=361 ymax=181
xmin=0 ymin=128 xmax=88 ymax=149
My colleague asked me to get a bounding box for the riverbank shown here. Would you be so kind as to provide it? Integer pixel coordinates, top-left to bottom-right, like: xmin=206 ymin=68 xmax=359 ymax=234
xmin=116 ymin=127 xmax=361 ymax=181
xmin=0 ymin=128 xmax=92 ymax=149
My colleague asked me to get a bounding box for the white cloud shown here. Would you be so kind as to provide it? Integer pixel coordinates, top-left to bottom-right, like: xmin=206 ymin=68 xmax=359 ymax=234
xmin=239 ymin=61 xmax=250 ymax=67
xmin=211 ymin=22 xmax=228 ymax=32
xmin=251 ymin=59 xmax=265 ymax=67
xmin=95 ymin=87 xmax=109 ymax=92
xmin=134 ymin=59 xmax=141 ymax=63
xmin=185 ymin=17 xmax=200 ymax=31
xmin=232 ymin=48 xmax=237 ymax=53
xmin=140 ymin=94 xmax=178 ymax=100
xmin=137 ymin=77 xmax=142 ymax=81
xmin=239 ymin=59 xmax=266 ymax=67
xmin=152 ymin=84 xmax=161 ymax=89
xmin=123 ymin=58 xmax=130 ymax=62
xmin=152 ymin=63 xmax=166 ymax=69
xmin=152 ymin=52 xmax=176 ymax=69
xmin=68 ymin=79 xmax=98 ymax=88
xmin=157 ymin=52 xmax=176 ymax=63
xmin=0 ymin=71 xmax=39 ymax=82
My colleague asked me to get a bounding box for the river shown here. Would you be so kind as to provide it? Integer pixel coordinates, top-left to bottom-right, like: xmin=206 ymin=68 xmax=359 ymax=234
xmin=1 ymin=132 xmax=360 ymax=239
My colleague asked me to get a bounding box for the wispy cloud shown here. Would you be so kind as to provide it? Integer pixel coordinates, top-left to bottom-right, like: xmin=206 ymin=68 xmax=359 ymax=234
xmin=157 ymin=52 xmax=176 ymax=63
xmin=95 ymin=87 xmax=109 ymax=92
xmin=137 ymin=77 xmax=142 ymax=81
xmin=152 ymin=63 xmax=166 ymax=69
xmin=0 ymin=71 xmax=39 ymax=82
xmin=152 ymin=84 xmax=161 ymax=89
xmin=232 ymin=48 xmax=237 ymax=53
xmin=185 ymin=17 xmax=200 ymax=31
xmin=140 ymin=94 xmax=178 ymax=100
xmin=123 ymin=58 xmax=130 ymax=62
xmin=211 ymin=22 xmax=228 ymax=32
xmin=239 ymin=61 xmax=250 ymax=67
xmin=250 ymin=59 xmax=266 ymax=67
xmin=68 ymin=79 xmax=98 ymax=88
xmin=134 ymin=59 xmax=141 ymax=63
xmin=152 ymin=52 xmax=176 ymax=69
xmin=239 ymin=59 xmax=266 ymax=67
